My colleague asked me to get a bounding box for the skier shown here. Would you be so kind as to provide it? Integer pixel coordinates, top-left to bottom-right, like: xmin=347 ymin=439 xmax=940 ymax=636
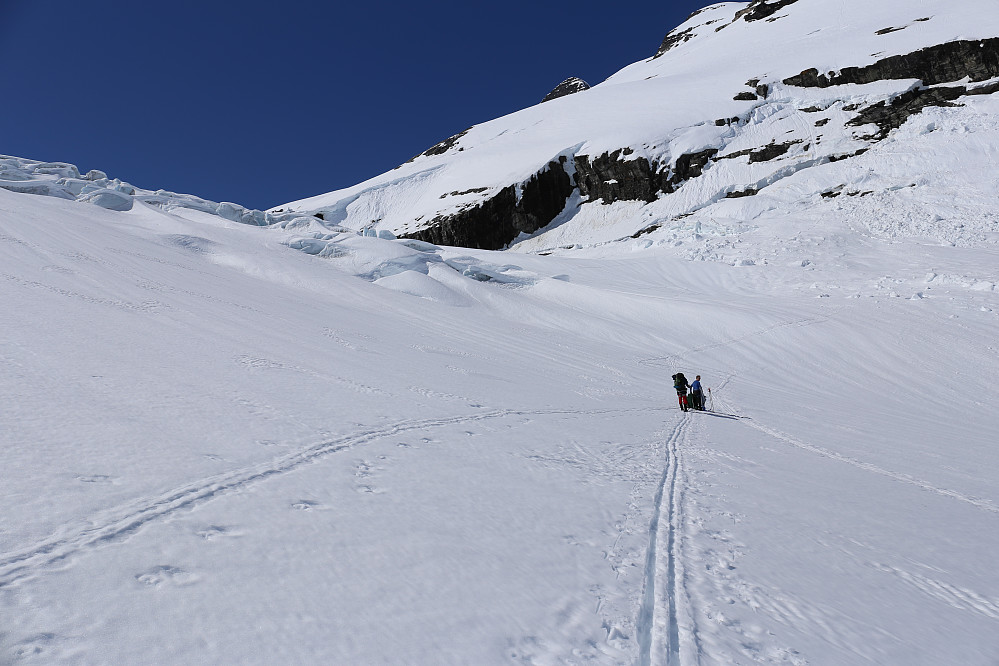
xmin=690 ymin=375 xmax=704 ymax=410
xmin=672 ymin=373 xmax=690 ymax=412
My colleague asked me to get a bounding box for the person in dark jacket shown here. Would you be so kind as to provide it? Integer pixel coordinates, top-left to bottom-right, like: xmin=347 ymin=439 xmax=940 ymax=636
xmin=672 ymin=373 xmax=690 ymax=412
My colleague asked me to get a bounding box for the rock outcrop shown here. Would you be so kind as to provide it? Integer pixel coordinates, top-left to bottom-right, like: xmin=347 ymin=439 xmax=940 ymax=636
xmin=734 ymin=0 xmax=801 ymax=24
xmin=542 ymin=78 xmax=590 ymax=103
xmin=574 ymin=150 xmax=659 ymax=203
xmin=783 ymin=38 xmax=999 ymax=88
xmin=404 ymin=159 xmax=573 ymax=249
xmin=785 ymin=39 xmax=999 ymax=138
xmin=401 ymin=145 xmax=731 ymax=249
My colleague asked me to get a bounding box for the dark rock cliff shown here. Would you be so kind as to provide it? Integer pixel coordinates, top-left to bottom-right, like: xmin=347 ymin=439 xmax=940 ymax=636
xmin=655 ymin=26 xmax=697 ymax=57
xmin=734 ymin=0 xmax=801 ymax=24
xmin=783 ymin=38 xmax=999 ymax=88
xmin=404 ymin=128 xmax=472 ymax=164
xmin=542 ymin=78 xmax=591 ymax=103
xmin=402 ymin=159 xmax=573 ymax=250
xmin=574 ymin=150 xmax=659 ymax=203
xmin=784 ymin=39 xmax=999 ymax=139
xmin=850 ymin=79 xmax=999 ymax=139
xmin=400 ymin=145 xmax=728 ymax=249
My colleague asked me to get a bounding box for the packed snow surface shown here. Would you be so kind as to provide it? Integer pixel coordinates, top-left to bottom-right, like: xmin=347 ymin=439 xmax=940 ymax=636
xmin=2 ymin=135 xmax=999 ymax=664
xmin=4 ymin=0 xmax=999 ymax=662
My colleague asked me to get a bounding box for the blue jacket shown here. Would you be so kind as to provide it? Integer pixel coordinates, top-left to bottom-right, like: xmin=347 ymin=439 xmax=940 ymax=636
xmin=691 ymin=380 xmax=702 ymax=392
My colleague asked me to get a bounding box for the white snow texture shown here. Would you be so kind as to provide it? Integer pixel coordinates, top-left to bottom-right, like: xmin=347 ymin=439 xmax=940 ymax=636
xmin=2 ymin=0 xmax=999 ymax=664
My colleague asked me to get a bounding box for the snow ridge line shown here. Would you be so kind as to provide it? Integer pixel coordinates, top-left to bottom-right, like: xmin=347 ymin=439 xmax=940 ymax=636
xmin=0 ymin=407 xmax=627 ymax=589
xmin=637 ymin=417 xmax=688 ymax=666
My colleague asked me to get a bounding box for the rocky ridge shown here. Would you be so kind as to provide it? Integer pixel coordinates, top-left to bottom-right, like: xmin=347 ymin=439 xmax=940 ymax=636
xmin=542 ymin=77 xmax=591 ymax=103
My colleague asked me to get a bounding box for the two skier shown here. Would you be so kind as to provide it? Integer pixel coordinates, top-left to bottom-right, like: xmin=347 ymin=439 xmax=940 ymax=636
xmin=672 ymin=372 xmax=705 ymax=412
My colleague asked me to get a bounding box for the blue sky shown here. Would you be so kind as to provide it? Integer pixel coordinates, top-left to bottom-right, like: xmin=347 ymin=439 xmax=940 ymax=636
xmin=2 ymin=1 xmax=709 ymax=210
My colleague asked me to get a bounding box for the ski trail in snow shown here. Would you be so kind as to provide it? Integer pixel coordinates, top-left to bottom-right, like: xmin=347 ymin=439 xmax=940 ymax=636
xmin=873 ymin=563 xmax=999 ymax=619
xmin=710 ymin=391 xmax=999 ymax=514
xmin=638 ymin=313 xmax=831 ymax=370
xmin=638 ymin=416 xmax=694 ymax=666
xmin=745 ymin=419 xmax=999 ymax=514
xmin=0 ymin=407 xmax=631 ymax=589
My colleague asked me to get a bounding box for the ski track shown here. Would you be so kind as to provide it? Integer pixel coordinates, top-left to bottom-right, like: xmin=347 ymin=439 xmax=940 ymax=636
xmin=838 ymin=538 xmax=999 ymax=622
xmin=638 ymin=313 xmax=831 ymax=371
xmin=0 ymin=407 xmax=632 ymax=590
xmin=637 ymin=416 xmax=696 ymax=666
xmin=671 ymin=390 xmax=999 ymax=662
xmin=873 ymin=563 xmax=999 ymax=620
xmin=721 ymin=396 xmax=999 ymax=515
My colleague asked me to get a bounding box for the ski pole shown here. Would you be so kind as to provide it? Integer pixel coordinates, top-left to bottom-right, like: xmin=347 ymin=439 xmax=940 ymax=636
xmin=708 ymin=387 xmax=713 ymax=412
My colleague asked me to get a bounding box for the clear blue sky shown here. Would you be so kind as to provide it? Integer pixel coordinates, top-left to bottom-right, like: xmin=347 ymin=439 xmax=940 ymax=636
xmin=1 ymin=1 xmax=708 ymax=210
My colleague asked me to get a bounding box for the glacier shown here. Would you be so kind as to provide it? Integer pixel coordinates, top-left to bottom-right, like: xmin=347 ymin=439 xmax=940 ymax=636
xmin=2 ymin=0 xmax=999 ymax=663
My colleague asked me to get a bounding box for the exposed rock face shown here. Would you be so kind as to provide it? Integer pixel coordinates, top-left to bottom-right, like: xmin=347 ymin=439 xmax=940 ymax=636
xmin=717 ymin=140 xmax=802 ymax=163
xmin=403 ymin=159 xmax=573 ymax=249
xmin=781 ymin=39 xmax=999 ymax=140
xmin=668 ymin=149 xmax=718 ymax=189
xmin=732 ymin=0 xmax=800 ymax=25
xmin=783 ymin=38 xmax=999 ymax=88
xmin=574 ymin=147 xmax=720 ymax=204
xmin=542 ymin=78 xmax=591 ymax=103
xmin=749 ymin=140 xmax=801 ymax=162
xmin=402 ymin=145 xmax=727 ymax=248
xmin=405 ymin=128 xmax=472 ymax=163
xmin=851 ymin=80 xmax=999 ymax=138
xmin=654 ymin=26 xmax=696 ymax=57
xmin=574 ymin=150 xmax=658 ymax=203
xmin=781 ymin=38 xmax=999 ymax=140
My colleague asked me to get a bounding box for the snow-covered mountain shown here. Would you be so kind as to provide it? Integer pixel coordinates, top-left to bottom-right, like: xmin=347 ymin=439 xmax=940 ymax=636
xmin=275 ymin=0 xmax=999 ymax=254
xmin=3 ymin=1 xmax=999 ymax=664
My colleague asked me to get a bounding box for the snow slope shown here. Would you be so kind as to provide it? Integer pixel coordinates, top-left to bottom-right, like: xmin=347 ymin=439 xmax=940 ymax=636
xmin=273 ymin=0 xmax=999 ymax=253
xmin=3 ymin=0 xmax=999 ymax=663
xmin=3 ymin=132 xmax=999 ymax=664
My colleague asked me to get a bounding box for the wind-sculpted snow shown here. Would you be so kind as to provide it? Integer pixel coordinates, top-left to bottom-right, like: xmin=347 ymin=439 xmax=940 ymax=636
xmin=0 ymin=155 xmax=301 ymax=226
xmin=0 ymin=154 xmax=548 ymax=304
xmin=277 ymin=231 xmax=542 ymax=303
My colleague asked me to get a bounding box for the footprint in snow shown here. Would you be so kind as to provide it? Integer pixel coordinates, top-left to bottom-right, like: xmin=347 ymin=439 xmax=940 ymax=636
xmin=195 ymin=525 xmax=239 ymax=541
xmin=10 ymin=633 xmax=61 ymax=661
xmin=291 ymin=500 xmax=320 ymax=511
xmin=76 ymin=474 xmax=115 ymax=484
xmin=134 ymin=565 xmax=198 ymax=587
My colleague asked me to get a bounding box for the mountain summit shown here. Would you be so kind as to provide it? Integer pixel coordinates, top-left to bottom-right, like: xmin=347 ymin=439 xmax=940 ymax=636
xmin=274 ymin=0 xmax=999 ymax=252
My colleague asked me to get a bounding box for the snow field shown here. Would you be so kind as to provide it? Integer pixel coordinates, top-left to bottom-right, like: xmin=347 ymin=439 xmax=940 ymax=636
xmin=3 ymin=2 xmax=999 ymax=659
xmin=3 ymin=166 xmax=999 ymax=663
